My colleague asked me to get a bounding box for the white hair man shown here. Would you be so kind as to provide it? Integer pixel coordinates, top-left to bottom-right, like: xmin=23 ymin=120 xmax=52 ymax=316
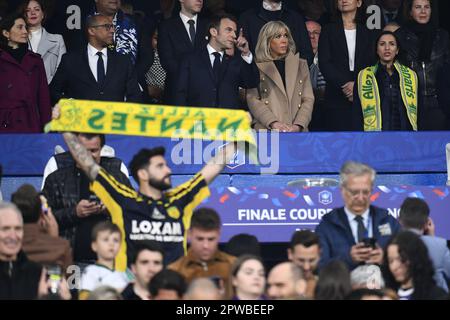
xmin=315 ymin=161 xmax=401 ymax=270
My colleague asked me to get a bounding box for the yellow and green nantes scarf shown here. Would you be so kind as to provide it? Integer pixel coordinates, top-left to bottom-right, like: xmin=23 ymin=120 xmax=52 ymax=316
xmin=357 ymin=61 xmax=418 ymax=131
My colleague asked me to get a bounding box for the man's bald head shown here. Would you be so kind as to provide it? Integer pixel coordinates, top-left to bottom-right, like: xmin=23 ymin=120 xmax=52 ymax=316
xmin=267 ymin=262 xmax=307 ymax=299
xmin=184 ymin=278 xmax=222 ymax=300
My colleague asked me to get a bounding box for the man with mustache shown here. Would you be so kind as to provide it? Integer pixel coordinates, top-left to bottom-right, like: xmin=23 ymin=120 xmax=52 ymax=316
xmin=58 ymin=125 xmax=241 ymax=266
xmin=315 ymin=161 xmax=400 ymax=270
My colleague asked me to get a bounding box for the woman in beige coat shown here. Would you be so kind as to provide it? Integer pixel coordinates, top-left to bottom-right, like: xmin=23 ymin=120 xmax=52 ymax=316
xmin=247 ymin=21 xmax=314 ymax=131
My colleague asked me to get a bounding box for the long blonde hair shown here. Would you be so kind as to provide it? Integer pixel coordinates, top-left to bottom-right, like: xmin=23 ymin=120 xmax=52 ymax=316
xmin=255 ymin=21 xmax=296 ymax=63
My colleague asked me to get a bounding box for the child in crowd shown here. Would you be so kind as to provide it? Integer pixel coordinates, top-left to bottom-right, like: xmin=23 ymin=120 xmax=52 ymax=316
xmin=79 ymin=222 xmax=130 ymax=299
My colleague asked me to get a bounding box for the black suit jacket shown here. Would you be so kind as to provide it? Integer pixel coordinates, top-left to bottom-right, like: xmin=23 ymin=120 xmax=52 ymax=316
xmin=239 ymin=4 xmax=314 ymax=66
xmin=158 ymin=15 xmax=209 ymax=104
xmin=318 ymin=19 xmax=377 ymax=130
xmin=50 ymin=48 xmax=142 ymax=104
xmin=175 ymin=47 xmax=259 ymax=109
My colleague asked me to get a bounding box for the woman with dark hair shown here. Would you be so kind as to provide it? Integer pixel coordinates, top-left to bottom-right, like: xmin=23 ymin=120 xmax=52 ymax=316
xmin=383 ymin=231 xmax=447 ymax=300
xmin=230 ymin=254 xmax=266 ymax=300
xmin=0 ymin=12 xmax=51 ymax=133
xmin=353 ymin=31 xmax=418 ymax=131
xmin=396 ymin=0 xmax=450 ymax=130
xmin=20 ymin=0 xmax=66 ymax=84
xmin=318 ymin=0 xmax=377 ymax=131
xmin=314 ymin=260 xmax=352 ymax=300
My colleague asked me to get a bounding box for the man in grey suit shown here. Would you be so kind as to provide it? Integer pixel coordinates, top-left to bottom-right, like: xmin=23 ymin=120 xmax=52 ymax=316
xmin=399 ymin=197 xmax=450 ymax=292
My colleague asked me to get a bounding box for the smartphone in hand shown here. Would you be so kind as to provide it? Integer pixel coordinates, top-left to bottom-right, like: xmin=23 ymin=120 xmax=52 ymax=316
xmin=362 ymin=238 xmax=377 ymax=249
xmin=46 ymin=265 xmax=62 ymax=295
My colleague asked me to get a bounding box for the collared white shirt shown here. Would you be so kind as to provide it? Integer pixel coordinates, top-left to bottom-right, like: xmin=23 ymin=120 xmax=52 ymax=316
xmin=87 ymin=44 xmax=108 ymax=81
xmin=344 ymin=207 xmax=372 ymax=243
xmin=180 ymin=12 xmax=198 ymax=42
xmin=344 ymin=29 xmax=356 ymax=72
xmin=207 ymin=43 xmax=224 ymax=66
xmin=206 ymin=44 xmax=253 ymax=66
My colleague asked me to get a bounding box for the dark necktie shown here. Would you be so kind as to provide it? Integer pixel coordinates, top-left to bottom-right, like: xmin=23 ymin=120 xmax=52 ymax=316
xmin=187 ymin=19 xmax=196 ymax=44
xmin=96 ymin=51 xmax=105 ymax=86
xmin=354 ymin=215 xmax=367 ymax=243
xmin=386 ymin=12 xmax=395 ymax=23
xmin=212 ymin=52 xmax=221 ymax=83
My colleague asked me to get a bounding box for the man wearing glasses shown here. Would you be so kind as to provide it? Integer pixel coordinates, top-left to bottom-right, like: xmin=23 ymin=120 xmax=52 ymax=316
xmin=315 ymin=161 xmax=400 ymax=270
xmin=50 ymin=14 xmax=142 ymax=104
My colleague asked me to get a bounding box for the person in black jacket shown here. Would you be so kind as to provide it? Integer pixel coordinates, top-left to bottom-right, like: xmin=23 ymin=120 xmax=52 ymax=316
xmin=42 ymin=133 xmax=131 ymax=266
xmin=239 ymin=0 xmax=314 ymax=66
xmin=49 ymin=14 xmax=142 ymax=104
xmin=353 ymin=31 xmax=418 ymax=131
xmin=396 ymin=0 xmax=450 ymax=130
xmin=0 ymin=202 xmax=42 ymax=299
xmin=175 ymin=14 xmax=259 ymax=109
xmin=437 ymin=62 xmax=450 ymax=128
xmin=0 ymin=202 xmax=72 ymax=300
xmin=318 ymin=0 xmax=377 ymax=131
xmin=157 ymin=0 xmax=209 ymax=104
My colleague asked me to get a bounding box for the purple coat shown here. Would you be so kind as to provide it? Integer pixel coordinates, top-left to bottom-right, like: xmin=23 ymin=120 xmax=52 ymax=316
xmin=0 ymin=49 xmax=52 ymax=133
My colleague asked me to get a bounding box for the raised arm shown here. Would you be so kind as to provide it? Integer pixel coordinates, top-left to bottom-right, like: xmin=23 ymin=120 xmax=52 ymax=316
xmin=200 ymin=142 xmax=239 ymax=185
xmin=62 ymin=132 xmax=100 ymax=181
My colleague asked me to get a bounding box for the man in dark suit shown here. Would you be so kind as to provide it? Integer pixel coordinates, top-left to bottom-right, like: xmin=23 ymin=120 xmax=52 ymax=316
xmin=50 ymin=14 xmax=142 ymax=104
xmin=93 ymin=0 xmax=153 ymax=100
xmin=239 ymin=0 xmax=313 ymax=66
xmin=158 ymin=0 xmax=208 ymax=104
xmin=378 ymin=0 xmax=404 ymax=30
xmin=315 ymin=161 xmax=401 ymax=271
xmin=175 ymin=14 xmax=259 ymax=109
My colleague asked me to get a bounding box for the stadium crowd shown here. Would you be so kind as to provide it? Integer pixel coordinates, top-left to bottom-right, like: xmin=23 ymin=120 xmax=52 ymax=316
xmin=0 ymin=0 xmax=449 ymax=300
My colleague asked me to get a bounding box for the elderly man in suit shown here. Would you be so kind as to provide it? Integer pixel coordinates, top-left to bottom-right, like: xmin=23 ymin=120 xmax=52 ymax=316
xmin=399 ymin=197 xmax=450 ymax=292
xmin=315 ymin=161 xmax=401 ymax=271
xmin=175 ymin=14 xmax=259 ymax=109
xmin=158 ymin=0 xmax=208 ymax=104
xmin=49 ymin=13 xmax=142 ymax=104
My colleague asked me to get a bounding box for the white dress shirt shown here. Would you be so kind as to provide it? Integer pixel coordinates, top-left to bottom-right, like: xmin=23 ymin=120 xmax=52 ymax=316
xmin=28 ymin=27 xmax=42 ymax=53
xmin=344 ymin=29 xmax=356 ymax=72
xmin=87 ymin=44 xmax=108 ymax=81
xmin=206 ymin=44 xmax=253 ymax=66
xmin=180 ymin=12 xmax=198 ymax=42
xmin=344 ymin=207 xmax=372 ymax=243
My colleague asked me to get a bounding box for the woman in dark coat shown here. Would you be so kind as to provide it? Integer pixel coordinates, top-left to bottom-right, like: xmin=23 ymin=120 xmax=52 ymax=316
xmin=0 ymin=12 xmax=51 ymax=133
xmin=396 ymin=0 xmax=450 ymax=130
xmin=353 ymin=31 xmax=419 ymax=131
xmin=318 ymin=0 xmax=377 ymax=131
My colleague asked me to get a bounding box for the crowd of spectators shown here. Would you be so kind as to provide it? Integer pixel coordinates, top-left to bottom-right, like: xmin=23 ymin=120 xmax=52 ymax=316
xmin=1 ymin=156 xmax=449 ymax=300
xmin=0 ymin=0 xmax=449 ymax=132
xmin=0 ymin=0 xmax=449 ymax=300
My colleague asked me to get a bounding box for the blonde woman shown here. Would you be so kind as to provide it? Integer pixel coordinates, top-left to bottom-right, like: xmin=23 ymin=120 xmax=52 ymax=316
xmin=247 ymin=21 xmax=314 ymax=132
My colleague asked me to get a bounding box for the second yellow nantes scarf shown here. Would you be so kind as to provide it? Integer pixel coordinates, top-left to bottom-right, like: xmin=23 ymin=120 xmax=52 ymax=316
xmin=357 ymin=62 xmax=418 ymax=131
xmin=46 ymin=99 xmax=257 ymax=147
